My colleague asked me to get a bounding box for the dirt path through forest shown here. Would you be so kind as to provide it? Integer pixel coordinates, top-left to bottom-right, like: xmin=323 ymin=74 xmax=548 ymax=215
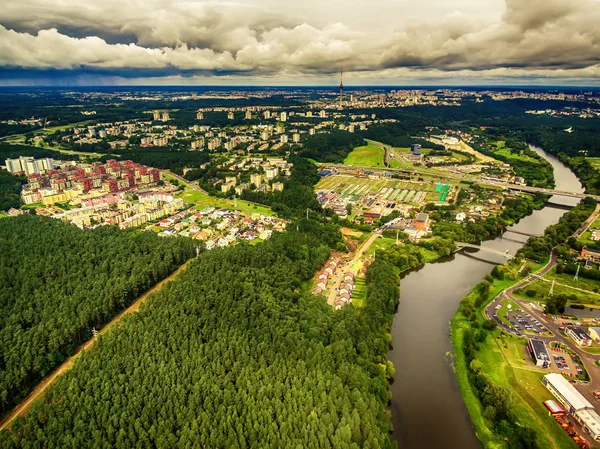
xmin=0 ymin=259 xmax=193 ymax=431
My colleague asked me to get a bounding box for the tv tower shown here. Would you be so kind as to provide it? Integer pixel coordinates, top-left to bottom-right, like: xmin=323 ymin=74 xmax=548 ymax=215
xmin=339 ymin=65 xmax=344 ymax=109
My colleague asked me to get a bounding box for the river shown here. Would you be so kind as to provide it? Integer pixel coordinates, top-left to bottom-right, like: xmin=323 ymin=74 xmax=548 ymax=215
xmin=388 ymin=145 xmax=584 ymax=448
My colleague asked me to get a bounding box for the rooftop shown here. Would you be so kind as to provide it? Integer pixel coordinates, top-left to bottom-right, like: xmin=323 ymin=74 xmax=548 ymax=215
xmin=543 ymin=373 xmax=593 ymax=411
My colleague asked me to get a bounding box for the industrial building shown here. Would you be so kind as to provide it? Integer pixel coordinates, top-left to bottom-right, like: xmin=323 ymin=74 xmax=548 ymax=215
xmin=588 ymin=327 xmax=600 ymax=343
xmin=527 ymin=339 xmax=550 ymax=367
xmin=574 ymin=409 xmax=600 ymax=441
xmin=542 ymin=373 xmax=593 ymax=413
xmin=566 ymin=326 xmax=593 ymax=347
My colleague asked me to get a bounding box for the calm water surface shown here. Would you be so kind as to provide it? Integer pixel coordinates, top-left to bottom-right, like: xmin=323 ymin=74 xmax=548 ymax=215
xmin=388 ymin=146 xmax=584 ymax=448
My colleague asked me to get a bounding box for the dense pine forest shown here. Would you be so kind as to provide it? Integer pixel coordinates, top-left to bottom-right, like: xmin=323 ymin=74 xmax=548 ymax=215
xmin=0 ymin=216 xmax=199 ymax=414
xmin=0 ymin=221 xmax=400 ymax=448
xmin=0 ymin=171 xmax=26 ymax=211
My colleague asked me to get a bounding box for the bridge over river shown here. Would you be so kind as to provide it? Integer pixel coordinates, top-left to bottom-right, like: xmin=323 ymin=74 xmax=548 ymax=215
xmin=455 ymin=242 xmax=514 ymax=259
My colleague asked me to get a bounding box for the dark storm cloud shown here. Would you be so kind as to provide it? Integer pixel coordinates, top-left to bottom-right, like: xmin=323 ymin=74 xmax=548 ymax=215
xmin=0 ymin=0 xmax=599 ymax=82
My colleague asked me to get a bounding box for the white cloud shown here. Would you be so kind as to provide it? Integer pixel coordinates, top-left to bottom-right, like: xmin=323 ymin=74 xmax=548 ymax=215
xmin=0 ymin=0 xmax=599 ymax=83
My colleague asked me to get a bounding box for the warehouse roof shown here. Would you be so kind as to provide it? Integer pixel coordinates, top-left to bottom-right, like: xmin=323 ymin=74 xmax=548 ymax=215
xmin=543 ymin=373 xmax=593 ymax=411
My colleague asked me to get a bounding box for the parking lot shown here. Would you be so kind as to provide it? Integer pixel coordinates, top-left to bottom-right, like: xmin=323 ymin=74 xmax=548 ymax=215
xmin=505 ymin=309 xmax=550 ymax=335
xmin=548 ymin=344 xmax=586 ymax=378
xmin=490 ymin=300 xmax=551 ymax=336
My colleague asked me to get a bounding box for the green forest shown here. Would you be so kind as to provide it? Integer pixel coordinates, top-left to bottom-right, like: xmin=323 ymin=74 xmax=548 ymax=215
xmin=0 ymin=216 xmax=199 ymax=414
xmin=0 ymin=171 xmax=26 ymax=210
xmin=300 ymin=131 xmax=365 ymax=163
xmin=517 ymin=197 xmax=597 ymax=261
xmin=1 ymin=222 xmax=400 ymax=449
xmin=0 ymin=143 xmax=77 ymax=162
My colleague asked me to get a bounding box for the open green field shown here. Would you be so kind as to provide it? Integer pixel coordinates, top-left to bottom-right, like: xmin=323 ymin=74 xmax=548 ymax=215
xmin=578 ymin=216 xmax=600 ymax=245
xmin=453 ymin=304 xmax=578 ymax=449
xmin=350 ymin=277 xmax=367 ymax=308
xmin=493 ymin=141 xmax=540 ymax=164
xmin=587 ymin=158 xmax=600 ymax=172
xmin=343 ymin=144 xmax=385 ymax=167
xmin=514 ymin=277 xmax=600 ymax=306
xmin=176 ymin=188 xmax=275 ymax=217
xmin=544 ymin=268 xmax=600 ymax=294
xmin=368 ymin=237 xmax=399 ymax=255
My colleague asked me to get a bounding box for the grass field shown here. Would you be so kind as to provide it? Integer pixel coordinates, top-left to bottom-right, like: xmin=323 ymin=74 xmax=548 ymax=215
xmin=493 ymin=141 xmax=540 ymax=164
xmin=451 ymin=263 xmax=581 ymax=449
xmin=587 ymin=158 xmax=600 ymax=172
xmin=343 ymin=144 xmax=385 ymax=167
xmin=350 ymin=277 xmax=367 ymax=307
xmin=176 ymin=188 xmax=275 ymax=217
xmin=544 ymin=268 xmax=600 ymax=294
xmin=514 ymin=277 xmax=600 ymax=306
xmin=452 ymin=300 xmax=579 ymax=449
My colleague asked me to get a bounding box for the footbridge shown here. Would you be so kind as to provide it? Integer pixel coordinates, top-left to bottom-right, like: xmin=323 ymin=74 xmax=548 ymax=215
xmin=503 ymin=229 xmax=541 ymax=238
xmin=455 ymin=242 xmax=514 ymax=259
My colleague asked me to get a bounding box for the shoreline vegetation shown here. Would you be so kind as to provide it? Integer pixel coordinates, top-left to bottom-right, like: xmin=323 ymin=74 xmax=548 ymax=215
xmin=450 ymin=198 xmax=598 ymax=449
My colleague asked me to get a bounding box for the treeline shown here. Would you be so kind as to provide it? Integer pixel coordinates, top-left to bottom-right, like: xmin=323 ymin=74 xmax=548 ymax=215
xmin=524 ymin=126 xmax=600 ymax=158
xmin=0 ymin=216 xmax=199 ymax=414
xmin=472 ymin=140 xmax=554 ymax=188
xmin=300 ymin=130 xmax=365 ymax=162
xmin=454 ymin=275 xmax=544 ymax=449
xmin=0 ymin=171 xmax=26 ymax=210
xmin=104 ymin=147 xmax=210 ymax=173
xmin=517 ymin=197 xmax=597 ymax=261
xmin=1 ymin=223 xmax=399 ymax=449
xmin=432 ymin=194 xmax=546 ymax=244
xmin=359 ymin=124 xmax=444 ymax=150
xmin=240 ymin=157 xmax=325 ymax=219
xmin=377 ymin=243 xmax=424 ymax=273
xmin=557 ymin=155 xmax=600 ymax=195
xmin=0 ymin=143 xmax=78 ymax=162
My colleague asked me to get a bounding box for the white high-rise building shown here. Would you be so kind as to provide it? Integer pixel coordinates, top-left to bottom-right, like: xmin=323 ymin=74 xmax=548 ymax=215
xmin=280 ymin=112 xmax=287 ymax=122
xmin=5 ymin=158 xmax=22 ymax=173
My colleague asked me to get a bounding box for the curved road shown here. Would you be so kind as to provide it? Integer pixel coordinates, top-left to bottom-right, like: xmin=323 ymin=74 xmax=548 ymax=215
xmin=484 ymin=204 xmax=600 ymax=402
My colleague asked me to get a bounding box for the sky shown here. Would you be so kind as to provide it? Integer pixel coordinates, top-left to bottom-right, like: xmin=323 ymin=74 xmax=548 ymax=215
xmin=0 ymin=0 xmax=599 ymax=86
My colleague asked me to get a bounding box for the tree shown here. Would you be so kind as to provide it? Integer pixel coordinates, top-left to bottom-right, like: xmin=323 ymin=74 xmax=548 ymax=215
xmin=545 ymin=294 xmax=568 ymax=314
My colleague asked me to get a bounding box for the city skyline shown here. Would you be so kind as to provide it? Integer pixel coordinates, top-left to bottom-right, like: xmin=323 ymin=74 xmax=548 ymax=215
xmin=1 ymin=0 xmax=600 ymax=86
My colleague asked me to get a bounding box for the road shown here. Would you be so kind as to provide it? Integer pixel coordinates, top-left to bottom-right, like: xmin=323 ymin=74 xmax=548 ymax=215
xmin=483 ymin=203 xmax=600 ymax=409
xmin=0 ymin=260 xmax=193 ymax=431
xmin=161 ymin=170 xmax=208 ymax=194
xmin=319 ymin=162 xmax=600 ymax=202
xmin=327 ymin=231 xmax=380 ymax=306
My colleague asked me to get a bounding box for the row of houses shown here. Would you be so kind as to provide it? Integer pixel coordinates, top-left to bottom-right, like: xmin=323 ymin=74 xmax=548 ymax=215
xmin=334 ymin=272 xmax=355 ymax=310
xmin=313 ymin=258 xmax=340 ymax=295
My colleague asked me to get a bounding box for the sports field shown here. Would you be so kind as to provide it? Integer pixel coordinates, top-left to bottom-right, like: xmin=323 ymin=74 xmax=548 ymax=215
xmin=343 ymin=144 xmax=385 ymax=166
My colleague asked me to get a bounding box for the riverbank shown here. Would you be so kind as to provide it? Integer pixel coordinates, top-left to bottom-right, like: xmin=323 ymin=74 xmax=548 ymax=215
xmin=450 ymin=199 xmax=600 ymax=449
xmin=388 ymin=145 xmax=585 ymax=448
